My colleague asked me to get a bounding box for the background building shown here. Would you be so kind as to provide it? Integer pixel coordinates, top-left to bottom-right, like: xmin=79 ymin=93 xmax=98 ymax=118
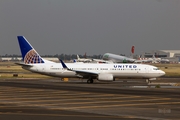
xmin=143 ymin=50 xmax=180 ymax=63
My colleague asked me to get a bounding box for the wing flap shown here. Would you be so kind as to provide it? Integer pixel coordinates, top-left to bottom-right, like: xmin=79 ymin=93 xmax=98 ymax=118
xmin=74 ymin=70 xmax=98 ymax=76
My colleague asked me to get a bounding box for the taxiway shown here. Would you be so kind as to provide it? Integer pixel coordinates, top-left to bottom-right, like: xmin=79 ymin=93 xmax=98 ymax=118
xmin=0 ymin=78 xmax=180 ymax=120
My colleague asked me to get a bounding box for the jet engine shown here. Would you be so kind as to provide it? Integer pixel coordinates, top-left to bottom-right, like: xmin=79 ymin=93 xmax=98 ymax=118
xmin=98 ymin=73 xmax=114 ymax=81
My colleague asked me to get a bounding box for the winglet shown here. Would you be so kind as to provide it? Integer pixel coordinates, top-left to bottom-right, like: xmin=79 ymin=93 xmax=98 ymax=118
xmin=60 ymin=59 xmax=68 ymax=69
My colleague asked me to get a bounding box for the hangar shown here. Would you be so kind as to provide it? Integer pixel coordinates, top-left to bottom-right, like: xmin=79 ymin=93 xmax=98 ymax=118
xmin=143 ymin=50 xmax=180 ymax=63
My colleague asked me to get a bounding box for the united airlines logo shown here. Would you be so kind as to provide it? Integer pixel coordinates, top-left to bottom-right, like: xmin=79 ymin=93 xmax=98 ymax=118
xmin=114 ymin=65 xmax=137 ymax=68
xmin=24 ymin=49 xmax=44 ymax=64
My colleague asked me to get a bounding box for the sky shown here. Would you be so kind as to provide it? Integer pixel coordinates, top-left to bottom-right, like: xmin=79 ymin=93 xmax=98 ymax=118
xmin=0 ymin=0 xmax=180 ymax=56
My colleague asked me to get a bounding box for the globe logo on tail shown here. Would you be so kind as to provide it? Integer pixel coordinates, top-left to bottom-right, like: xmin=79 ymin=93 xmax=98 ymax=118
xmin=24 ymin=49 xmax=44 ymax=64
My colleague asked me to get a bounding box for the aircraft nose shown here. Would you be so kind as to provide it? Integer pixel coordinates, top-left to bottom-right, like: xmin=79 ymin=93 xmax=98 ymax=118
xmin=160 ymin=70 xmax=165 ymax=76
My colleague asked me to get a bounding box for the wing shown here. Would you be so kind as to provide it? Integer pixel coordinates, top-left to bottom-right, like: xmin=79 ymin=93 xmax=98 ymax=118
xmin=72 ymin=69 xmax=98 ymax=76
xmin=60 ymin=59 xmax=98 ymax=77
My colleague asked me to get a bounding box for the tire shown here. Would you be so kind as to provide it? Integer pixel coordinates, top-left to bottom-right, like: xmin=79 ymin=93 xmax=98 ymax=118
xmin=87 ymin=79 xmax=91 ymax=84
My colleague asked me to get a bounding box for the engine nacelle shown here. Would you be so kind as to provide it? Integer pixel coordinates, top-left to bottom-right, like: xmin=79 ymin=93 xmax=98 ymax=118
xmin=98 ymin=73 xmax=113 ymax=81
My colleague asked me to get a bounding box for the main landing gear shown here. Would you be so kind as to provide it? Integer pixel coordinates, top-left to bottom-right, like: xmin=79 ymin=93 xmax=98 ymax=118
xmin=146 ymin=79 xmax=151 ymax=84
xmin=87 ymin=77 xmax=94 ymax=84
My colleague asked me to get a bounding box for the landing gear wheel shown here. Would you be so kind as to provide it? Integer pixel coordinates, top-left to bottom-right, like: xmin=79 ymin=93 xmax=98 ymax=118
xmin=87 ymin=78 xmax=93 ymax=84
xmin=87 ymin=79 xmax=91 ymax=84
xmin=90 ymin=79 xmax=93 ymax=83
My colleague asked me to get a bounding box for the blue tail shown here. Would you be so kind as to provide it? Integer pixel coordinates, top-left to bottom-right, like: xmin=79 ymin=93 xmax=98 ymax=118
xmin=17 ymin=36 xmax=45 ymax=64
xmin=73 ymin=59 xmax=76 ymax=63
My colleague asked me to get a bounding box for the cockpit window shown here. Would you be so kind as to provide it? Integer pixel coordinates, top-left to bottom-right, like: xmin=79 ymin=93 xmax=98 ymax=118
xmin=153 ymin=67 xmax=159 ymax=70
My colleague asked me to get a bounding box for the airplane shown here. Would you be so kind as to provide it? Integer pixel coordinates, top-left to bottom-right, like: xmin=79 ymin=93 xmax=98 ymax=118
xmin=16 ymin=36 xmax=165 ymax=84
xmin=160 ymin=58 xmax=170 ymax=63
xmin=76 ymin=46 xmax=136 ymax=64
xmin=134 ymin=57 xmax=152 ymax=63
xmin=102 ymin=46 xmax=137 ymax=63
xmin=75 ymin=54 xmax=92 ymax=63
xmin=150 ymin=54 xmax=170 ymax=63
xmin=147 ymin=55 xmax=161 ymax=63
xmin=129 ymin=46 xmax=169 ymax=63
xmin=91 ymin=58 xmax=113 ymax=64
xmin=136 ymin=54 xmax=170 ymax=63
xmin=102 ymin=53 xmax=136 ymax=63
xmin=74 ymin=54 xmax=112 ymax=64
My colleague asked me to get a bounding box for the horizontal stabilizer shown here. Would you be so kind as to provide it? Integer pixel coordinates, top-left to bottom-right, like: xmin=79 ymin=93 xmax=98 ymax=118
xmin=15 ymin=62 xmax=33 ymax=67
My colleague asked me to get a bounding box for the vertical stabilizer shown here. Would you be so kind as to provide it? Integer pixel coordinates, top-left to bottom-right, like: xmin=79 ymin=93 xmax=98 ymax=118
xmin=17 ymin=36 xmax=52 ymax=64
xmin=131 ymin=45 xmax=135 ymax=54
xmin=130 ymin=45 xmax=135 ymax=59
xmin=77 ymin=55 xmax=80 ymax=60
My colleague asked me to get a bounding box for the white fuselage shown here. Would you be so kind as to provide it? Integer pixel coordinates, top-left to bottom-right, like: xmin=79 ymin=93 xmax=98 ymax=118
xmin=22 ymin=63 xmax=165 ymax=80
xmin=103 ymin=53 xmax=135 ymax=63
